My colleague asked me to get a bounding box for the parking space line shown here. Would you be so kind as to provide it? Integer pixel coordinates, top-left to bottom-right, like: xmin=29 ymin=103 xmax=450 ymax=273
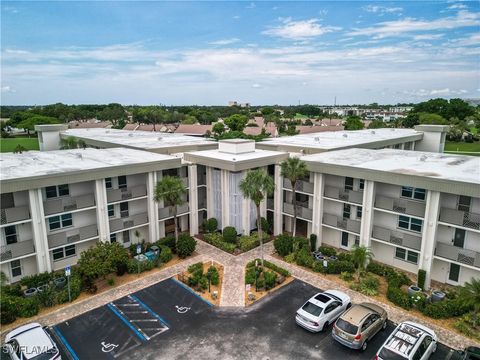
xmin=107 ymin=303 xmax=147 ymax=342
xmin=171 ymin=278 xmax=213 ymax=307
xmin=52 ymin=326 xmax=80 ymax=360
xmin=129 ymin=294 xmax=171 ymax=327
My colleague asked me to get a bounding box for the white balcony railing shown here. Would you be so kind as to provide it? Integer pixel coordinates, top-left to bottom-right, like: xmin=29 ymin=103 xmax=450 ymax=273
xmin=439 ymin=208 xmax=480 ymax=231
xmin=109 ymin=212 xmax=149 ymax=232
xmin=322 ymin=213 xmax=361 ymax=234
xmin=44 ymin=194 xmax=95 ymax=216
xmin=283 ymin=178 xmax=314 ymax=194
xmin=371 ymin=225 xmax=422 ymax=251
xmin=324 ymin=186 xmax=363 ymax=204
xmin=0 ymin=206 xmax=30 ymax=225
xmin=0 ymin=239 xmax=35 ymax=262
xmin=107 ymin=185 xmax=147 ymax=203
xmin=48 ymin=224 xmax=98 ymax=249
xmin=282 ymin=202 xmax=312 ymax=220
xmin=158 ymin=204 xmax=190 ymax=220
xmin=435 ymin=242 xmax=480 ymax=268
xmin=375 ymin=195 xmax=425 ymax=218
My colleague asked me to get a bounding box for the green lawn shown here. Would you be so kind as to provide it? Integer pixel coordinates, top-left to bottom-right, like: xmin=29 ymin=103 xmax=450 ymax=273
xmin=470 ymin=127 xmax=478 ymax=135
xmin=0 ymin=137 xmax=40 ymax=152
xmin=294 ymin=113 xmax=309 ymax=119
xmin=444 ymin=141 xmax=480 ymax=154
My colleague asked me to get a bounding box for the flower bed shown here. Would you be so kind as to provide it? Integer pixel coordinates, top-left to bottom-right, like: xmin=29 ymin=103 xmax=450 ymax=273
xmin=202 ymin=230 xmax=271 ymax=255
xmin=177 ymin=261 xmax=223 ymax=306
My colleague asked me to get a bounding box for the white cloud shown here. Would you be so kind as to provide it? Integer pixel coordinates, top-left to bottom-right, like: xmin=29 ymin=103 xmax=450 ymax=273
xmin=233 ymin=15 xmax=240 ymax=20
xmin=449 ymin=33 xmax=480 ymax=46
xmin=245 ymin=2 xmax=255 ymax=9
xmin=448 ymin=3 xmax=467 ymax=10
xmin=263 ymin=18 xmax=341 ymax=40
xmin=363 ymin=5 xmax=403 ymax=14
xmin=1 ymin=86 xmax=16 ymax=93
xmin=208 ymin=38 xmax=241 ymax=46
xmin=349 ymin=10 xmax=480 ymax=38
xmin=2 ymin=6 xmax=19 ymax=14
xmin=252 ymin=83 xmax=262 ymax=88
xmin=413 ymin=34 xmax=444 ymax=41
xmin=404 ymin=88 xmax=469 ymax=97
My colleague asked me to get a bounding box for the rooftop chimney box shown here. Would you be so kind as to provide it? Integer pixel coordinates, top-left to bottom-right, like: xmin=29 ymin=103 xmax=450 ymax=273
xmin=218 ymin=139 xmax=255 ymax=154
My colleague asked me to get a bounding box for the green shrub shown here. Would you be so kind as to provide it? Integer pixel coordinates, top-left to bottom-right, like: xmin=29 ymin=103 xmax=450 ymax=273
xmin=284 ymin=253 xmax=295 ymax=263
xmin=188 ymin=272 xmax=202 ymax=287
xmin=337 ymin=252 xmax=353 ymax=262
xmin=340 ymin=271 xmax=354 ymax=281
xmin=0 ymin=296 xmax=17 ymax=324
xmin=293 ymin=237 xmax=310 ymax=252
xmin=256 ymin=277 xmax=265 ymax=289
xmin=107 ymin=278 xmax=115 ymax=286
xmin=358 ymin=276 xmax=380 ymax=296
xmin=313 ymin=261 xmax=326 ymax=273
xmin=417 ymin=269 xmax=426 ymax=290
xmin=177 ymin=234 xmax=196 ymax=258
xmin=386 ymin=270 xmax=411 ymax=288
xmin=20 ymin=271 xmax=53 ymax=289
xmin=18 ymin=297 xmax=40 ymax=318
xmin=296 ymin=248 xmax=314 ymax=268
xmin=261 ymin=217 xmax=270 ymax=233
xmin=455 ymin=313 xmax=480 ymax=341
xmin=203 ymin=218 xmax=218 ymax=233
xmin=309 ymin=234 xmax=317 ymax=252
xmin=387 ymin=286 xmax=413 ymax=310
xmin=264 ymin=271 xmax=277 ymax=290
xmin=199 ymin=277 xmax=208 ymax=291
xmin=245 ymin=267 xmax=257 ymax=285
xmin=188 ymin=262 xmax=204 ymax=275
xmin=421 ymin=298 xmax=472 ymax=319
xmin=207 ymin=266 xmax=219 ymax=286
xmin=204 ymin=233 xmax=236 ymax=253
xmin=56 ymin=273 xmax=81 ymax=303
xmin=366 ymin=262 xmax=386 ymax=276
xmin=157 ymin=235 xmax=176 ymax=253
xmin=274 ymin=234 xmax=294 ymax=256
xmin=222 ymin=226 xmax=237 ymax=244
xmin=159 ymin=246 xmax=173 ymax=263
xmin=326 ymin=260 xmax=354 ymax=274
xmin=129 ymin=242 xmax=146 ymax=258
xmin=247 ymin=259 xmax=290 ymax=277
xmin=1 ymin=283 xmax=22 ymax=297
xmin=127 ymin=259 xmax=155 ymax=274
xmin=238 ymin=234 xmax=259 ymax=252
xmin=318 ymin=246 xmax=336 ymax=257
xmin=37 ymin=285 xmax=57 ymax=307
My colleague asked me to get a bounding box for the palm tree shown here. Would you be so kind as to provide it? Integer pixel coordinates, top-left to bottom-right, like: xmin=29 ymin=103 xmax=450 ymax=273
xmin=13 ymin=144 xmax=27 ymax=154
xmin=280 ymin=157 xmax=308 ymax=237
xmin=154 ymin=176 xmax=187 ymax=247
xmin=459 ymin=277 xmax=480 ymax=327
xmin=239 ymin=169 xmax=274 ymax=267
xmin=351 ymin=245 xmax=374 ymax=283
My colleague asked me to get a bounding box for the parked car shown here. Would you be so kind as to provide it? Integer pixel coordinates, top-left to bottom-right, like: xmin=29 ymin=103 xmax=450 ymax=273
xmin=375 ymin=321 xmax=437 ymax=360
xmin=332 ymin=302 xmax=388 ymax=351
xmin=446 ymin=347 xmax=480 ymax=360
xmin=3 ymin=322 xmax=61 ymax=360
xmin=295 ymin=290 xmax=351 ymax=332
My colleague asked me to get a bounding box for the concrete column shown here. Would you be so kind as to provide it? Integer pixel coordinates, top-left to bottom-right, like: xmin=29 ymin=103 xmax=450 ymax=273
xmin=419 ymin=190 xmax=440 ymax=290
xmin=188 ymin=165 xmax=199 ymax=236
xmin=359 ymin=180 xmax=375 ymax=248
xmin=206 ymin=167 xmax=214 ymax=219
xmin=146 ymin=172 xmax=159 ymax=242
xmin=220 ymin=169 xmax=230 ymax=229
xmin=273 ymin=165 xmax=284 ymax=236
xmin=311 ymin=173 xmax=324 ymax=247
xmin=94 ymin=179 xmax=110 ymax=242
xmin=28 ymin=189 xmax=51 ymax=273
xmin=157 ymin=172 xmax=165 ymax=239
xmin=401 ymin=143 xmax=405 ymax=150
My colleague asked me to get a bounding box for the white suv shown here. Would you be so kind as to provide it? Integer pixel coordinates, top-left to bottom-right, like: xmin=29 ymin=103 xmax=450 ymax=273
xmin=375 ymin=321 xmax=437 ymax=360
xmin=3 ymin=323 xmax=61 ymax=360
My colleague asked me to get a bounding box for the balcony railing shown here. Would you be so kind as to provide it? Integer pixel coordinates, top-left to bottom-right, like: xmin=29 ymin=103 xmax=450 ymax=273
xmin=44 ymin=194 xmax=95 ymax=216
xmin=47 ymin=224 xmax=98 ymax=249
xmin=158 ymin=204 xmax=190 ymax=220
xmin=371 ymin=225 xmax=422 ymax=251
xmin=439 ymin=208 xmax=480 ymax=231
xmin=267 ymin=198 xmax=274 ymax=210
xmin=283 ymin=202 xmax=313 ymax=220
xmin=107 ymin=185 xmax=147 ymax=203
xmin=110 ymin=212 xmax=149 ymax=233
xmin=0 ymin=206 xmax=30 ymax=225
xmin=374 ymin=195 xmax=425 ymax=218
xmin=322 ymin=213 xmax=361 ymax=234
xmin=0 ymin=239 xmax=35 ymax=262
xmin=324 ymin=186 xmax=363 ymax=204
xmin=283 ymin=178 xmax=314 ymax=194
xmin=435 ymin=242 xmax=480 ymax=268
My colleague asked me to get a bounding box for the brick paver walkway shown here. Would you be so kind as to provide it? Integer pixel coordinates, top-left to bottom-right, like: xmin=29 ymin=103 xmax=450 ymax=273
xmin=1 ymin=239 xmax=477 ymax=350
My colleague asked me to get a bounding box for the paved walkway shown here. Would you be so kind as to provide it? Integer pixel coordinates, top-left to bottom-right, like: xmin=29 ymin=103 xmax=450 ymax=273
xmin=2 ymin=239 xmax=477 ymax=350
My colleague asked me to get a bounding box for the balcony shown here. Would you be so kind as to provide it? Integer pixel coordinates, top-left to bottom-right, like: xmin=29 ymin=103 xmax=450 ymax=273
xmin=198 ymin=173 xmax=206 ymax=186
xmin=435 ymin=242 xmax=480 ymax=268
xmin=181 ymin=177 xmax=189 ymax=188
xmin=371 ymin=225 xmax=422 ymax=251
xmin=375 ymin=195 xmax=425 ymax=218
xmin=439 ymin=208 xmax=480 ymax=231
xmin=107 ymin=185 xmax=147 ymax=203
xmin=283 ymin=202 xmax=313 ymax=220
xmin=267 ymin=198 xmax=274 ymax=210
xmin=44 ymin=194 xmax=95 ymax=216
xmin=0 ymin=239 xmax=35 ymax=262
xmin=322 ymin=213 xmax=361 ymax=234
xmin=47 ymin=224 xmax=98 ymax=249
xmin=110 ymin=212 xmax=149 ymax=232
xmin=0 ymin=206 xmax=30 ymax=225
xmin=324 ymin=186 xmax=363 ymax=204
xmin=283 ymin=178 xmax=314 ymax=194
xmin=159 ymin=204 xmax=190 ymax=220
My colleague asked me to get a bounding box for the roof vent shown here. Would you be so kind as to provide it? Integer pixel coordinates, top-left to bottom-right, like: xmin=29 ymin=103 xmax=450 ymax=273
xmin=420 ymin=155 xmax=427 ymax=162
xmin=128 ymin=133 xmax=134 ymax=137
xmin=314 ymin=137 xmax=320 ymax=142
xmin=343 ymin=133 xmax=348 ymax=138
xmin=76 ymin=153 xmax=83 ymax=159
xmin=232 ymin=157 xmax=236 ymax=161
xmin=157 ymin=137 xmax=163 ymax=141
xmin=371 ymin=130 xmax=375 ymax=134
xmin=105 ymin=130 xmax=110 ymax=133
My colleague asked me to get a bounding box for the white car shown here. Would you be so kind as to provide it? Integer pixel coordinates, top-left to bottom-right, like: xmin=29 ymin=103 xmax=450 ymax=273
xmin=3 ymin=322 xmax=61 ymax=360
xmin=295 ymin=290 xmax=351 ymax=332
xmin=375 ymin=321 xmax=437 ymax=360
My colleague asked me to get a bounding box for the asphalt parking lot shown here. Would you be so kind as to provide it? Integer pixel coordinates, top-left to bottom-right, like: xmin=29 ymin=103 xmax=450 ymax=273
xmin=50 ymin=279 xmax=452 ymax=360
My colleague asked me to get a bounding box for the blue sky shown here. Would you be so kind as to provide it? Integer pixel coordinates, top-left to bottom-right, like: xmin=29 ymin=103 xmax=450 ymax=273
xmin=1 ymin=1 xmax=479 ymax=105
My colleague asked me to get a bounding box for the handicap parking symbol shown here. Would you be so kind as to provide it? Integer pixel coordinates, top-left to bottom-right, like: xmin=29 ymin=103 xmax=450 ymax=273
xmin=101 ymin=341 xmax=119 ymax=353
xmin=175 ymin=305 xmax=191 ymax=314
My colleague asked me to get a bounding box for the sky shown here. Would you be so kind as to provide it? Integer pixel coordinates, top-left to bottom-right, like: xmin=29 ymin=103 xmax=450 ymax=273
xmin=1 ymin=1 xmax=479 ymax=105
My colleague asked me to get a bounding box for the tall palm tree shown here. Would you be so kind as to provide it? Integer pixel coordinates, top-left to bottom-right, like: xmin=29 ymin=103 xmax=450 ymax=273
xmin=239 ymin=169 xmax=274 ymax=267
xmin=154 ymin=176 xmax=187 ymax=247
xmin=459 ymin=277 xmax=480 ymax=327
xmin=351 ymin=245 xmax=374 ymax=283
xmin=280 ymin=157 xmax=308 ymax=237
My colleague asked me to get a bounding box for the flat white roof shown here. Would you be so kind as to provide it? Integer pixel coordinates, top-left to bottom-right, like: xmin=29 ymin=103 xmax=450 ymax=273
xmin=262 ymin=128 xmax=421 ymax=150
xmin=62 ymin=128 xmax=215 ymax=150
xmin=302 ymin=148 xmax=480 ymax=185
xmin=0 ymin=147 xmax=175 ymax=182
xmin=187 ymin=148 xmax=283 ymax=162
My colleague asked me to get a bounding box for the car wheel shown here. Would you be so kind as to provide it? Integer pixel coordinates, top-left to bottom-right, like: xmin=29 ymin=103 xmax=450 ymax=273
xmin=346 ymin=302 xmax=352 ymax=309
xmin=382 ymin=320 xmax=387 ymax=330
xmin=322 ymin=322 xmax=329 ymax=332
xmin=361 ymin=341 xmax=368 ymax=351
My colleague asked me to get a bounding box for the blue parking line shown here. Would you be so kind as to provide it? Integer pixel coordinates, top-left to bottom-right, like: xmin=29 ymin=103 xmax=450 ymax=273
xmin=129 ymin=294 xmax=171 ymax=327
xmin=107 ymin=303 xmax=147 ymax=342
xmin=52 ymin=326 xmax=80 ymax=360
xmin=171 ymin=278 xmax=213 ymax=307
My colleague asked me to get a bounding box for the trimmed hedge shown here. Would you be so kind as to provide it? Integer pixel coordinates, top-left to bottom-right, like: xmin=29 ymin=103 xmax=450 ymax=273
xmin=157 ymin=235 xmax=176 ymax=253
xmin=238 ymin=232 xmax=268 ymax=252
xmin=309 ymin=234 xmax=317 ymax=252
xmin=417 ymin=269 xmax=426 ymax=291
xmin=274 ymin=234 xmax=294 ymax=256
xmin=318 ymin=246 xmax=336 ymax=257
xmin=203 ymin=218 xmax=218 ymax=233
xmin=176 ymin=234 xmax=196 ymax=258
xmin=296 ymin=248 xmax=314 ymax=268
xmin=159 ymin=246 xmax=173 ymax=263
xmin=204 ymin=232 xmax=236 ymax=254
xmin=246 ymin=259 xmax=290 ymax=277
xmin=208 ymin=266 xmax=219 ymax=286
xmin=223 ymin=226 xmax=237 ymax=244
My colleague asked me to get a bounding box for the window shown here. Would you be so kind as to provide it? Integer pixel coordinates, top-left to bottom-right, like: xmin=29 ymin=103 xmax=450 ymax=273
xmin=10 ymin=260 xmax=21 ymax=277
xmin=395 ymin=247 xmax=419 ymax=264
xmin=120 ymin=202 xmax=129 ymax=218
xmin=108 ymin=204 xmax=115 ymax=217
xmin=118 ymin=176 xmax=127 ymax=189
xmin=398 ymin=215 xmax=422 ymax=232
xmin=356 ymin=206 xmax=362 ymax=219
xmin=343 ymin=204 xmax=351 ymax=219
xmin=401 ymin=186 xmax=425 ymax=201
xmin=52 ymin=245 xmax=76 ymax=261
xmin=58 ymin=184 xmax=70 ymax=196
xmin=45 ymin=186 xmax=58 ymax=199
xmin=110 ymin=233 xmax=117 ymax=243
xmin=45 ymin=184 xmax=69 ymax=199
xmin=344 ymin=177 xmax=354 ymax=191
xmin=48 ymin=213 xmax=73 ymax=231
xmin=123 ymin=231 xmax=130 ymax=243
xmin=458 ymin=195 xmax=471 ymax=212
xmin=105 ymin=177 xmax=112 ymax=189
xmin=359 ymin=179 xmax=365 ymax=190
xmin=4 ymin=226 xmax=17 ymax=244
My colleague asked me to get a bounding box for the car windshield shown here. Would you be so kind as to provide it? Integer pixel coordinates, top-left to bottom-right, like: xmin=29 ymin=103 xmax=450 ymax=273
xmin=336 ymin=318 xmax=358 ymax=335
xmin=302 ymin=302 xmax=323 ymax=317
xmin=379 ymin=347 xmax=407 ymax=360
